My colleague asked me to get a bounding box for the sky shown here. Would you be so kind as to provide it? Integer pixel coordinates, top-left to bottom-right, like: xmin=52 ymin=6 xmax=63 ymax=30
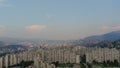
xmin=0 ymin=0 xmax=120 ymax=40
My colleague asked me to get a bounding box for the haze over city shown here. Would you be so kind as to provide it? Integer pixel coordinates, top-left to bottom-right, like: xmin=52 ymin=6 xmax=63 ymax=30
xmin=1 ymin=0 xmax=120 ymax=68
xmin=0 ymin=0 xmax=120 ymax=40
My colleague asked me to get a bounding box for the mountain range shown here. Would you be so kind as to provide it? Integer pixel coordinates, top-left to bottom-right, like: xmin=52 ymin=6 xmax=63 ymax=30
xmin=93 ymin=39 xmax=120 ymax=49
xmin=0 ymin=30 xmax=120 ymax=47
xmin=73 ymin=30 xmax=120 ymax=46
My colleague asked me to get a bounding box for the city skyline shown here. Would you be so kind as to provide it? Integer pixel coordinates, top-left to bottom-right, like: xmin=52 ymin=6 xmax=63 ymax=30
xmin=0 ymin=0 xmax=120 ymax=40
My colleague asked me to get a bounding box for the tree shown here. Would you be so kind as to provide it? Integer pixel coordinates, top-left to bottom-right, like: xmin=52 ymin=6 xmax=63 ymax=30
xmin=52 ymin=61 xmax=59 ymax=67
xmin=92 ymin=60 xmax=98 ymax=64
xmin=103 ymin=61 xmax=107 ymax=66
xmin=87 ymin=63 xmax=92 ymax=68
xmin=113 ymin=60 xmax=119 ymax=66
xmin=20 ymin=60 xmax=25 ymax=68
xmin=80 ymin=55 xmax=86 ymax=63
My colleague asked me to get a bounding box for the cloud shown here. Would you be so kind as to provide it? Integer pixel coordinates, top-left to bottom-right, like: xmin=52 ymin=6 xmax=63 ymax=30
xmin=26 ymin=25 xmax=46 ymax=31
xmin=100 ymin=25 xmax=120 ymax=31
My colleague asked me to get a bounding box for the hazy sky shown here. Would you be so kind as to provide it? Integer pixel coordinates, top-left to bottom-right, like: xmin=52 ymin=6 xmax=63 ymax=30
xmin=0 ymin=0 xmax=120 ymax=40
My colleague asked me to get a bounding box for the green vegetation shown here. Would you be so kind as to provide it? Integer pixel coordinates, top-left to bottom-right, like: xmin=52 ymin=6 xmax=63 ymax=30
xmin=86 ymin=60 xmax=120 ymax=68
xmin=52 ymin=61 xmax=74 ymax=67
xmin=51 ymin=55 xmax=120 ymax=68
xmin=51 ymin=61 xmax=59 ymax=67
xmin=80 ymin=55 xmax=86 ymax=63
xmin=9 ymin=60 xmax=34 ymax=68
xmin=86 ymin=63 xmax=92 ymax=68
xmin=80 ymin=63 xmax=86 ymax=68
xmin=96 ymin=40 xmax=120 ymax=49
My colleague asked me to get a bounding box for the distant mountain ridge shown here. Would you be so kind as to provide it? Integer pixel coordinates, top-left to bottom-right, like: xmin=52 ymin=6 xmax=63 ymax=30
xmin=74 ymin=30 xmax=120 ymax=46
xmin=93 ymin=39 xmax=120 ymax=49
xmin=0 ymin=30 xmax=120 ymax=47
xmin=0 ymin=45 xmax=27 ymax=49
xmin=0 ymin=37 xmax=27 ymax=43
xmin=0 ymin=41 xmax=5 ymax=47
